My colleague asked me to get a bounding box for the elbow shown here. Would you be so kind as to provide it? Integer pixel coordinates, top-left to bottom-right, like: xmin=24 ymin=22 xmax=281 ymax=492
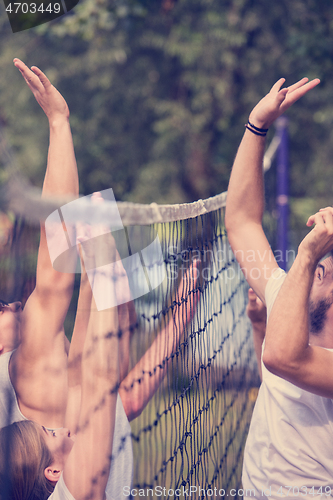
xmin=262 ymin=346 xmax=300 ymax=379
xmin=119 ymin=388 xmax=143 ymax=422
xmin=262 ymin=348 xmax=282 ymax=376
xmin=127 ymin=406 xmax=142 ymax=422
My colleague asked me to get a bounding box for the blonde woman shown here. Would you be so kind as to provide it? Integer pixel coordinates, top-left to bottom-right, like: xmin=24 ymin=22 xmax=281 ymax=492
xmin=0 ymin=226 xmax=120 ymax=500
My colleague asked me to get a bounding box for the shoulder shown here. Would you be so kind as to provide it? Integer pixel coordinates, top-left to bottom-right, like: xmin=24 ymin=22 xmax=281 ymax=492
xmin=265 ymin=267 xmax=286 ymax=318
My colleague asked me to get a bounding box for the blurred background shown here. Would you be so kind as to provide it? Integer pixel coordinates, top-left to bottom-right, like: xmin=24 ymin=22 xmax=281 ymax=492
xmin=1 ymin=0 xmax=333 ymax=213
xmin=1 ymin=2 xmax=332 ymax=491
xmin=1 ymin=0 xmax=333 ymax=298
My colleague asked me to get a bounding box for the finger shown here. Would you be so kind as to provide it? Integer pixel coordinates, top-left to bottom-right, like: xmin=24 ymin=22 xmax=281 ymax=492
xmin=76 ymin=222 xmax=92 ymax=243
xmin=285 ymin=78 xmax=320 ymax=105
xmin=306 ymin=214 xmax=316 ymax=226
xmin=306 ymin=211 xmax=327 ymax=228
xmin=290 ymin=77 xmax=320 ymax=93
xmin=248 ymin=288 xmax=258 ymax=302
xmin=286 ymin=77 xmax=309 ymax=93
xmin=306 ymin=213 xmax=320 ymax=227
xmin=14 ymin=59 xmax=43 ymax=91
xmin=91 ymin=191 xmax=103 ymax=203
xmin=31 ymin=66 xmax=52 ymax=89
xmin=275 ymin=88 xmax=288 ymax=105
xmin=14 ymin=58 xmax=35 ymax=80
xmin=270 ymin=78 xmax=286 ymax=93
xmin=321 ymin=210 xmax=333 ymax=231
xmin=13 ymin=58 xmax=26 ymax=70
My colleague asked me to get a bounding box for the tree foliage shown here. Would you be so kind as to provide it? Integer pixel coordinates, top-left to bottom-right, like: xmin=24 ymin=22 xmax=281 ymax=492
xmin=1 ymin=0 xmax=333 ymax=236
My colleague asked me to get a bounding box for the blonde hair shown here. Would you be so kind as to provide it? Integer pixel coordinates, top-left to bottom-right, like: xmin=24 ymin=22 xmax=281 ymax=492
xmin=0 ymin=420 xmax=55 ymax=500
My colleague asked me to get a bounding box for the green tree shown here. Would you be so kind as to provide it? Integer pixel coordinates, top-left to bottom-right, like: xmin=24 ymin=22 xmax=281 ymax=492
xmin=1 ymin=0 xmax=333 ymax=230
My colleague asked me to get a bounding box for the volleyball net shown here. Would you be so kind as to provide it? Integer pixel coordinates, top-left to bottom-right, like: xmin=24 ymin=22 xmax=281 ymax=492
xmin=0 ymin=127 xmax=282 ymax=498
xmin=127 ymin=206 xmax=259 ymax=498
xmin=1 ymin=196 xmax=260 ymax=500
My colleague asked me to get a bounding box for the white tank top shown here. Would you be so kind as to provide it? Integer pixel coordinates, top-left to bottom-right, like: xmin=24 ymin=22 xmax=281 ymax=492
xmin=0 ymin=351 xmax=25 ymax=427
xmin=242 ymin=268 xmax=333 ymax=499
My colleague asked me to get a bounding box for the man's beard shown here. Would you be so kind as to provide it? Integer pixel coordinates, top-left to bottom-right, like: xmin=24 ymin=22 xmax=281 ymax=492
xmin=309 ymin=295 xmax=333 ymax=335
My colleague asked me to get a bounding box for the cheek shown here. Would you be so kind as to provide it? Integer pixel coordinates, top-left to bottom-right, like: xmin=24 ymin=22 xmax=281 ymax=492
xmin=309 ymin=286 xmax=317 ymax=303
xmin=0 ymin=316 xmax=12 ymax=336
xmin=65 ymin=438 xmax=74 ymax=454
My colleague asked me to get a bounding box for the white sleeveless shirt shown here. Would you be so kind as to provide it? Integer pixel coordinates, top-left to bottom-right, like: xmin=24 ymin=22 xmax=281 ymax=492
xmin=0 ymin=351 xmax=25 ymax=427
xmin=242 ymin=268 xmax=333 ymax=499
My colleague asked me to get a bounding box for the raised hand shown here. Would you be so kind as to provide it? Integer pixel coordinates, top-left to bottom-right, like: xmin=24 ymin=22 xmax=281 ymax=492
xmin=298 ymin=207 xmax=333 ymax=266
xmin=13 ymin=58 xmax=69 ymax=121
xmin=249 ymin=77 xmax=320 ymax=130
xmin=246 ymin=288 xmax=266 ymax=327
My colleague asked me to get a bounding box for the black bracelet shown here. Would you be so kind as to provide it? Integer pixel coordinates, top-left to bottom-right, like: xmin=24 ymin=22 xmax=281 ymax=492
xmin=247 ymin=120 xmax=269 ymax=133
xmin=245 ymin=124 xmax=267 ymax=137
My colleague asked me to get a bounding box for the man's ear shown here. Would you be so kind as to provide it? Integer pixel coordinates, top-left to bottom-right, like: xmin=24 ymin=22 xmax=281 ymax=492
xmin=44 ymin=466 xmax=62 ymax=485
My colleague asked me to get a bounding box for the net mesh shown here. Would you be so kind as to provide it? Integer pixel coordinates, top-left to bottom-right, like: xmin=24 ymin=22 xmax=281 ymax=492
xmin=126 ymin=209 xmax=259 ymax=498
xmin=0 ymin=112 xmax=269 ymax=496
xmin=0 ymin=202 xmax=259 ymax=499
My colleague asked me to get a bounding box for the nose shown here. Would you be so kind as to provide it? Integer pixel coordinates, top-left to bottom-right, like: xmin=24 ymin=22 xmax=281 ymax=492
xmin=58 ymin=427 xmax=71 ymax=437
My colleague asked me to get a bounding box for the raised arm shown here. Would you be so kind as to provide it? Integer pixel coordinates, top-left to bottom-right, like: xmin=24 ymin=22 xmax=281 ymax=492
xmin=225 ymin=77 xmax=320 ymax=303
xmin=13 ymin=59 xmax=78 ymax=358
xmin=14 ymin=59 xmax=79 ymax=356
xmin=9 ymin=59 xmax=79 ymax=428
xmin=65 ymin=249 xmax=93 ymax=431
xmin=62 ymin=232 xmax=120 ymax=500
xmin=119 ymin=261 xmax=200 ymax=421
xmin=263 ymin=207 xmax=333 ymax=398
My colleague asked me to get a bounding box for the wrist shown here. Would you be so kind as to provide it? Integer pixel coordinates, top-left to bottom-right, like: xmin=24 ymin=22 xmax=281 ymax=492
xmin=295 ymin=249 xmax=318 ymax=275
xmin=245 ymin=121 xmax=268 ymax=137
xmin=48 ymin=115 xmax=70 ymax=129
xmin=248 ymin=113 xmax=271 ymax=131
xmin=252 ymin=323 xmax=266 ymax=340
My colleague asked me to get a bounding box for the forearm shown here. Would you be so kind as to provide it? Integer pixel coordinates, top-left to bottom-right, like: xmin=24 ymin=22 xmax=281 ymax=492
xmin=82 ymin=269 xmax=119 ymax=379
xmin=120 ymin=320 xmax=179 ymax=421
xmin=68 ymin=272 xmax=92 ymax=387
xmin=263 ymin=252 xmax=315 ymax=374
xmin=42 ymin=118 xmax=79 ymax=199
xmin=36 ymin=119 xmax=79 ymax=294
xmin=225 ymin=129 xmax=266 ymax=231
xmin=121 ymin=265 xmax=198 ymax=421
